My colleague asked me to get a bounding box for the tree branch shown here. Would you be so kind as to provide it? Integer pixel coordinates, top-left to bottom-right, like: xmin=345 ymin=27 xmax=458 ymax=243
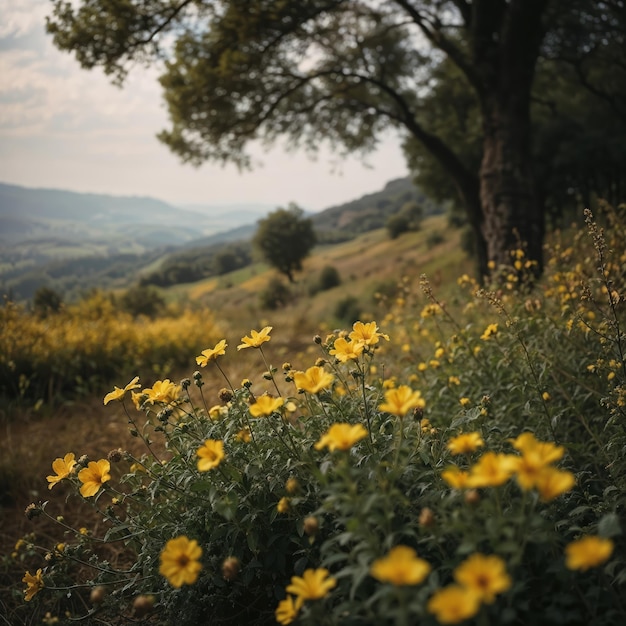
xmin=391 ymin=0 xmax=483 ymax=92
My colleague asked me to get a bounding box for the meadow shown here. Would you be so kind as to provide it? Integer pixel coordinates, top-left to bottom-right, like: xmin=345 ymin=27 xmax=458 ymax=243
xmin=1 ymin=209 xmax=624 ymax=625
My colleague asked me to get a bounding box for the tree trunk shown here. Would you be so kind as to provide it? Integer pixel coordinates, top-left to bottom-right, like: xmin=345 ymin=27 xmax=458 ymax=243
xmin=479 ymin=95 xmax=544 ymax=277
xmin=472 ymin=0 xmax=548 ymax=280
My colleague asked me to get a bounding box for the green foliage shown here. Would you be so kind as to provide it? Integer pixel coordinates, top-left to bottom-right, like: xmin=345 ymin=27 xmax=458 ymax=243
xmin=309 ymin=265 xmax=342 ymax=296
xmin=334 ymin=295 xmax=361 ymax=325
xmin=12 ymin=207 xmax=626 ymax=625
xmin=118 ymin=285 xmax=165 ymax=318
xmin=253 ymin=205 xmax=316 ymax=283
xmin=141 ymin=242 xmax=253 ymax=288
xmin=317 ymin=265 xmax=341 ymax=292
xmin=32 ymin=286 xmax=63 ymax=317
xmin=313 ymin=178 xmax=440 ymax=240
xmin=259 ymin=277 xmax=293 ymax=310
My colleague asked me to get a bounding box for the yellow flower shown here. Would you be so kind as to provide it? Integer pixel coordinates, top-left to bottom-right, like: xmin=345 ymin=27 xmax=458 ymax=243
xmin=237 ymin=326 xmax=272 ymax=350
xmin=78 ymin=459 xmax=111 ymax=498
xmin=453 ymin=553 xmax=511 ymax=604
xmin=459 ymin=397 xmax=471 ymax=407
xmin=508 ymin=432 xmax=564 ymax=464
xmin=196 ymin=340 xmax=228 ymax=366
xmin=23 ymin=568 xmax=44 ymax=601
xmin=447 ymin=432 xmax=484 ymax=455
xmin=441 ymin=466 xmax=471 ymax=489
xmin=293 ymin=366 xmax=334 ymax=394
xmin=159 ymin=536 xmax=203 ymax=588
xmin=314 ymin=423 xmax=368 ymax=452
xmin=103 ymin=376 xmax=141 ymax=405
xmin=275 ymin=595 xmax=300 ymax=625
xmin=480 ymin=323 xmax=498 ymax=340
xmin=379 ymin=385 xmax=425 ymax=417
xmin=249 ymin=395 xmax=284 ymax=417
xmin=235 ymin=427 xmax=251 ymax=443
xmin=349 ymin=321 xmax=390 ymax=347
xmin=427 ymin=585 xmax=481 ymax=624
xmin=370 ymin=545 xmax=431 ymax=586
xmin=196 ymin=439 xmax=225 ymax=471
xmin=46 ymin=453 xmax=76 ymax=489
xmin=467 ymin=452 xmax=516 ymax=488
xmin=329 ymin=337 xmax=364 ymax=362
xmin=286 ymin=568 xmax=337 ymax=601
xmin=277 ymin=497 xmax=291 ymax=514
xmin=142 ymin=379 xmax=182 ymax=405
xmin=565 ymin=536 xmax=614 ymax=571
xmin=534 ymin=467 xmax=575 ymax=501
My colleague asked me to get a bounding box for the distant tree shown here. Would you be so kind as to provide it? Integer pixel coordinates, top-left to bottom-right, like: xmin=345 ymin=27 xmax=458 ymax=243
xmin=253 ymin=205 xmax=316 ymax=283
xmin=33 ymin=286 xmax=63 ymax=317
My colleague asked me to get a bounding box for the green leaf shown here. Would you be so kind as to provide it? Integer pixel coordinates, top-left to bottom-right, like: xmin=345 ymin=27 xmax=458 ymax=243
xmin=598 ymin=512 xmax=621 ymax=537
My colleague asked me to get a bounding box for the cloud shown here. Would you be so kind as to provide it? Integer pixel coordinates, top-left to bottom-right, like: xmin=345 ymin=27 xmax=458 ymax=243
xmin=0 ymin=1 xmax=408 ymax=210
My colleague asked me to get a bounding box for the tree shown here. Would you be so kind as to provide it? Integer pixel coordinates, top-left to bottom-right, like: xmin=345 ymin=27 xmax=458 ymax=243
xmin=46 ymin=1 xmax=624 ymax=278
xmin=253 ymin=205 xmax=316 ymax=282
xmin=33 ymin=286 xmax=63 ymax=317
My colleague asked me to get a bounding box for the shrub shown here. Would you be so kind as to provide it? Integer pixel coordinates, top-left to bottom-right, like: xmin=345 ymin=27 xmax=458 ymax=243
xmin=334 ymin=295 xmax=361 ymax=325
xmin=259 ymin=277 xmax=292 ymax=310
xmin=317 ymin=265 xmax=341 ymax=292
xmin=119 ymin=285 xmax=165 ymax=318
xmin=32 ymin=286 xmax=63 ymax=317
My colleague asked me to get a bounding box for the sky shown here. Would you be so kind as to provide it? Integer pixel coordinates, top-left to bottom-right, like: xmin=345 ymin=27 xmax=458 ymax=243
xmin=0 ymin=1 xmax=409 ymax=212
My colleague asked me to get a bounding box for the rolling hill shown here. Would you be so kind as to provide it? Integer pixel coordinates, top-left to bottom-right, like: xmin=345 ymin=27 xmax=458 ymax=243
xmin=0 ymin=176 xmax=443 ymax=301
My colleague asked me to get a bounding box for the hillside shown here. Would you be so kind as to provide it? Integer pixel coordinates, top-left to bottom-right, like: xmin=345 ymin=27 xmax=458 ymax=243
xmin=0 ymin=176 xmax=442 ymax=301
xmin=164 ymin=214 xmax=464 ymax=331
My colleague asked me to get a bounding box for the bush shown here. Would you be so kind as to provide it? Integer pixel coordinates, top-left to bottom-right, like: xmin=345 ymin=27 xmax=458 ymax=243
xmin=386 ymin=214 xmax=411 ymax=239
xmin=310 ymin=265 xmax=342 ymax=295
xmin=32 ymin=286 xmax=63 ymax=317
xmin=119 ymin=285 xmax=165 ymax=318
xmin=334 ymin=295 xmax=361 ymax=325
xmin=426 ymin=230 xmax=445 ymax=249
xmin=317 ymin=265 xmax=341 ymax=291
xmin=259 ymin=277 xmax=292 ymax=310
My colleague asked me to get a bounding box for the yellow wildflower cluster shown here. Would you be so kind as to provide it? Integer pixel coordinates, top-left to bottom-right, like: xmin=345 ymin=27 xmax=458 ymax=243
xmin=428 ymin=553 xmax=511 ymax=624
xmin=442 ymin=433 xmax=575 ymax=501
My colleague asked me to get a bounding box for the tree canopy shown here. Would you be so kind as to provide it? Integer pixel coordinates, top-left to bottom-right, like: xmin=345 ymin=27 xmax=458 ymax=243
xmin=47 ymin=0 xmax=626 ymax=278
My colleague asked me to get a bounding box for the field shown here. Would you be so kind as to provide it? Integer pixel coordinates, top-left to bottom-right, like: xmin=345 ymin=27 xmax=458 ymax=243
xmin=1 ymin=211 xmax=625 ymax=625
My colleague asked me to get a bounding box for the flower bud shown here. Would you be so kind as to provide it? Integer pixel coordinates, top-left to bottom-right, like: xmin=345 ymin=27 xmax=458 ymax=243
xmin=303 ymin=515 xmax=319 ymax=537
xmin=25 ymin=503 xmax=42 ymax=520
xmin=418 ymin=507 xmax=435 ymax=528
xmin=133 ymin=595 xmax=155 ymax=617
xmin=90 ymin=586 xmax=106 ymax=604
xmin=313 ymin=335 xmax=322 ymax=344
xmin=222 ymin=556 xmax=240 ymax=581
xmin=464 ymin=489 xmax=481 ymax=506
xmin=218 ymin=388 xmax=233 ymax=403
xmin=107 ymin=448 xmax=124 ymax=463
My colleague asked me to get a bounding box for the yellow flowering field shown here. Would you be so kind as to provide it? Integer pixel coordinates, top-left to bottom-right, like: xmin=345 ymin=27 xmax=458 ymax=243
xmin=5 ymin=207 xmax=626 ymax=625
xmin=0 ymin=291 xmax=222 ymax=405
